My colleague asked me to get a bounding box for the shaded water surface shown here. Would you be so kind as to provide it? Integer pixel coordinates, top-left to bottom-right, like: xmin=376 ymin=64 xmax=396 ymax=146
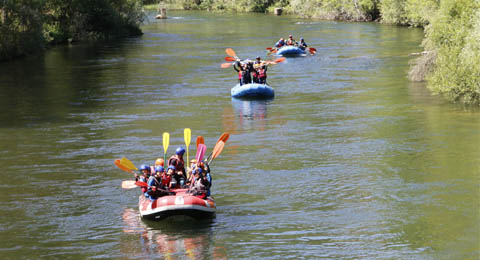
xmin=0 ymin=11 xmax=478 ymax=260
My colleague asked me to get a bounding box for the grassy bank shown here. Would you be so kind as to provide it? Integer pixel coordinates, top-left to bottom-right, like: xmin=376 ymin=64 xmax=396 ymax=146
xmin=0 ymin=0 xmax=144 ymax=61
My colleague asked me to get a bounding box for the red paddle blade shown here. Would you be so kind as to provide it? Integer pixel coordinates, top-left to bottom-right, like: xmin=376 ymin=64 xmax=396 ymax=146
xmin=225 ymin=48 xmax=236 ymax=57
xmin=266 ymin=47 xmax=273 ymax=51
xmin=221 ymin=63 xmax=233 ymax=68
xmin=309 ymin=47 xmax=317 ymax=52
xmin=225 ymin=56 xmax=236 ymax=62
xmin=135 ymin=181 xmax=148 ymax=187
xmin=196 ymin=144 xmax=207 ymax=162
xmin=196 ymin=136 xmax=204 ymax=149
xmin=217 ymin=132 xmax=230 ymax=143
xmin=274 ymin=57 xmax=286 ymax=63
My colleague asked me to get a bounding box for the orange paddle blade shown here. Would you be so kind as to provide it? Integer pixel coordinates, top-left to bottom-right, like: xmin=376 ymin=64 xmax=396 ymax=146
xmin=221 ymin=63 xmax=233 ymax=68
xmin=196 ymin=136 xmax=204 ymax=149
xmin=211 ymin=141 xmax=225 ymax=160
xmin=115 ymin=159 xmax=134 ymax=174
xmin=274 ymin=57 xmax=286 ymax=63
xmin=225 ymin=56 xmax=236 ymax=62
xmin=135 ymin=181 xmax=148 ymax=187
xmin=225 ymin=48 xmax=236 ymax=57
xmin=266 ymin=47 xmax=273 ymax=51
xmin=309 ymin=47 xmax=317 ymax=52
xmin=217 ymin=132 xmax=230 ymax=143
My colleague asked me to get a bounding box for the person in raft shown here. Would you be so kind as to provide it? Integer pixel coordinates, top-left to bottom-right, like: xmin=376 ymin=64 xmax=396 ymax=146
xmin=286 ymin=35 xmax=296 ymax=46
xmin=188 ymin=168 xmax=209 ymax=198
xmin=146 ymin=166 xmax=174 ymax=200
xmin=297 ymin=37 xmax=308 ymax=50
xmin=257 ymin=65 xmax=268 ymax=84
xmin=275 ymin=38 xmax=285 ymax=48
xmin=138 ymin=164 xmax=151 ymax=197
xmin=233 ymin=61 xmax=244 ymax=85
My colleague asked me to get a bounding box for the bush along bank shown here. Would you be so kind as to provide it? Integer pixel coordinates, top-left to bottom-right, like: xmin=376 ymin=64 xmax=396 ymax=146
xmin=0 ymin=0 xmax=144 ymax=61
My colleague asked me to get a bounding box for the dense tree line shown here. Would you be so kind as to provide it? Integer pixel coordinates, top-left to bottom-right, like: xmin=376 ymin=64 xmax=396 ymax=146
xmin=0 ymin=0 xmax=144 ymax=61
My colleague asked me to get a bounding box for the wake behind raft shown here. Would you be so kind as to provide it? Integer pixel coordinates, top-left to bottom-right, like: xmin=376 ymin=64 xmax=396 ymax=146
xmin=221 ymin=48 xmax=285 ymax=100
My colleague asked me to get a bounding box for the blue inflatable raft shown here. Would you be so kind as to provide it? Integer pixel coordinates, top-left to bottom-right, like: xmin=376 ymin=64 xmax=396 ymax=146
xmin=276 ymin=46 xmax=306 ymax=56
xmin=231 ymin=83 xmax=274 ymax=99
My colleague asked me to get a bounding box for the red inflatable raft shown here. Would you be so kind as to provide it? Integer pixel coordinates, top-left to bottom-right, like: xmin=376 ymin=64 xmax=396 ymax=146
xmin=138 ymin=189 xmax=216 ymax=220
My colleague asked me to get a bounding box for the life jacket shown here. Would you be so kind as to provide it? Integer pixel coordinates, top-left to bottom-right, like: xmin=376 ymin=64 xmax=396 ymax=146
xmin=238 ymin=70 xmax=242 ymax=80
xmin=287 ymin=39 xmax=295 ymax=46
xmin=275 ymin=40 xmax=284 ymax=48
xmin=161 ymin=173 xmax=171 ymax=187
xmin=258 ymin=68 xmax=266 ymax=79
xmin=147 ymin=175 xmax=159 ymax=188
xmin=168 ymin=155 xmax=185 ymax=173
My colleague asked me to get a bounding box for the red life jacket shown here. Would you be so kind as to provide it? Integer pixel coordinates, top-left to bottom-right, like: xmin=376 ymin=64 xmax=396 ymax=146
xmin=258 ymin=68 xmax=266 ymax=78
xmin=161 ymin=174 xmax=171 ymax=186
xmin=238 ymin=71 xmax=242 ymax=80
xmin=168 ymin=155 xmax=185 ymax=173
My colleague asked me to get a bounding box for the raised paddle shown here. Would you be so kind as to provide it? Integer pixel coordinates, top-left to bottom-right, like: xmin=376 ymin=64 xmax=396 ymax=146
xmin=225 ymin=48 xmax=237 ymax=58
xmin=208 ymin=141 xmax=225 ymax=165
xmin=225 ymin=56 xmax=236 ymax=62
xmin=163 ymin=132 xmax=169 ymax=164
xmin=115 ymin=159 xmax=135 ymax=174
xmin=196 ymin=136 xmax=204 ymax=150
xmin=207 ymin=132 xmax=230 ymax=161
xmin=196 ymin=143 xmax=207 ymax=163
xmin=184 ymin=128 xmax=191 ymax=165
xmin=120 ymin=157 xmax=138 ymax=171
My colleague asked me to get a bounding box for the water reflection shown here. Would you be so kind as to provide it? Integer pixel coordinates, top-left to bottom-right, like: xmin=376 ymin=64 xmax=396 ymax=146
xmin=121 ymin=208 xmax=227 ymax=259
xmin=230 ymin=98 xmax=269 ymax=131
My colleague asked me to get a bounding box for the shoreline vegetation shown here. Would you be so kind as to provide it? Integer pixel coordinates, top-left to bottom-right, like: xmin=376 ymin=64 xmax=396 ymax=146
xmin=1 ymin=0 xmax=478 ymax=104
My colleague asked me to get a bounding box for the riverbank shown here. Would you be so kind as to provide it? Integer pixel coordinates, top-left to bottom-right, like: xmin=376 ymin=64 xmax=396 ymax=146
xmin=0 ymin=0 xmax=144 ymax=61
xmin=147 ymin=0 xmax=479 ymax=105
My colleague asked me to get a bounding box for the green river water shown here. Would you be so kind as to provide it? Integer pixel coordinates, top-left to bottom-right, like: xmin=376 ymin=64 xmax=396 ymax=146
xmin=0 ymin=10 xmax=479 ymax=260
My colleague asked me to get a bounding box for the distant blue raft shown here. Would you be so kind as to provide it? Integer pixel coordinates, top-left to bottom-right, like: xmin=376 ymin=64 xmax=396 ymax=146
xmin=276 ymin=46 xmax=306 ymax=56
xmin=231 ymin=83 xmax=274 ymax=99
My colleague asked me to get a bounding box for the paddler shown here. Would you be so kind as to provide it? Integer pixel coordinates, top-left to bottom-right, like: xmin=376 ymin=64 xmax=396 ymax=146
xmin=233 ymin=61 xmax=244 ymax=86
xmin=286 ymin=35 xmax=295 ymax=46
xmin=258 ymin=64 xmax=268 ymax=84
xmin=298 ymin=37 xmax=308 ymax=50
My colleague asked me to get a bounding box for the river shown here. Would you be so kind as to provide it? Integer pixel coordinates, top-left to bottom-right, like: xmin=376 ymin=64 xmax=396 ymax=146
xmin=0 ymin=10 xmax=478 ymax=260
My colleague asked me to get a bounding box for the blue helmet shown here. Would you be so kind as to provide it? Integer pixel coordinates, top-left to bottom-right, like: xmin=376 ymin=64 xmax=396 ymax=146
xmin=140 ymin=164 xmax=150 ymax=173
xmin=154 ymin=166 xmax=164 ymax=173
xmin=176 ymin=147 xmax=185 ymax=155
xmin=168 ymin=165 xmax=176 ymax=171
xmin=300 ymin=37 xmax=304 ymax=41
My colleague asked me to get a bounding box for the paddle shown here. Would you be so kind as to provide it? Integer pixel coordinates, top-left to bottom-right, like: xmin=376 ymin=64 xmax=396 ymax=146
xmin=163 ymin=132 xmax=169 ymax=164
xmin=308 ymin=47 xmax=317 ymax=55
xmin=196 ymin=136 xmax=204 ymax=150
xmin=266 ymin=57 xmax=286 ymax=65
xmin=196 ymin=144 xmax=207 ymax=163
xmin=115 ymin=159 xmax=135 ymax=174
xmin=184 ymin=128 xmax=191 ymax=165
xmin=208 ymin=141 xmax=225 ymax=165
xmin=122 ymin=180 xmax=138 ymax=189
xmin=225 ymin=48 xmax=237 ymax=59
xmin=221 ymin=62 xmax=233 ymax=69
xmin=206 ymin=132 xmax=230 ymax=161
xmin=225 ymin=56 xmax=236 ymax=62
xmin=120 ymin=157 xmax=138 ymax=171
xmin=266 ymin=47 xmax=273 ymax=51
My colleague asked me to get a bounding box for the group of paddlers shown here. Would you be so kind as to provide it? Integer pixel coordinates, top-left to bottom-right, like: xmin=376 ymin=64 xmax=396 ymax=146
xmin=273 ymin=34 xmax=308 ymax=50
xmin=233 ymin=56 xmax=268 ymax=86
xmin=135 ymin=147 xmax=212 ymax=201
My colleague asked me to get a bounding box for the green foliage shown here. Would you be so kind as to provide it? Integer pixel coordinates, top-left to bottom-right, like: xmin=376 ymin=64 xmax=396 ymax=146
xmin=0 ymin=0 xmax=144 ymax=61
xmin=422 ymin=0 xmax=480 ymax=104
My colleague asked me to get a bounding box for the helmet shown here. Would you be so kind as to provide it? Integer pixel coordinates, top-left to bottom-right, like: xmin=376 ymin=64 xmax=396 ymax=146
xmin=168 ymin=165 xmax=176 ymax=171
xmin=190 ymin=159 xmax=197 ymax=164
xmin=289 ymin=35 xmax=292 ymax=38
xmin=155 ymin=166 xmax=164 ymax=173
xmin=175 ymin=147 xmax=185 ymax=155
xmin=140 ymin=164 xmax=150 ymax=173
xmin=256 ymin=56 xmax=261 ymax=60
xmin=155 ymin=158 xmax=164 ymax=166
xmin=300 ymin=37 xmax=304 ymax=41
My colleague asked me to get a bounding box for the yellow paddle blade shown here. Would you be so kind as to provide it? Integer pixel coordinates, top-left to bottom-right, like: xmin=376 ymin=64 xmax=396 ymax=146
xmin=120 ymin=157 xmax=137 ymax=171
xmin=184 ymin=128 xmax=191 ymax=146
xmin=163 ymin=132 xmax=170 ymax=154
